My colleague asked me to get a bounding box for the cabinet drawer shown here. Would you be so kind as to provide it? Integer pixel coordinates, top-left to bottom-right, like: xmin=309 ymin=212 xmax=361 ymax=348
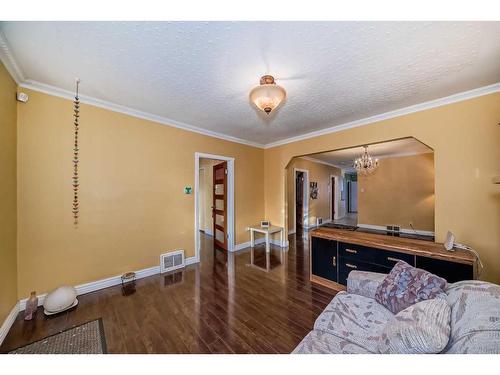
xmin=311 ymin=237 xmax=338 ymax=283
xmin=339 ymin=241 xmax=414 ymax=268
xmin=338 ymin=258 xmax=391 ymax=286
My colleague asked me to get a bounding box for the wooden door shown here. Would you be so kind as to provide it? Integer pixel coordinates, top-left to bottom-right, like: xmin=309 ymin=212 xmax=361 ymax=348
xmin=331 ymin=176 xmax=335 ymax=219
xmin=212 ymin=161 xmax=228 ymax=250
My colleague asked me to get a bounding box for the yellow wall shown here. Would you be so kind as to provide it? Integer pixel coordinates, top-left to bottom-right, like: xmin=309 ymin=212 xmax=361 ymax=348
xmin=16 ymin=89 xmax=265 ymax=297
xmin=358 ymin=153 xmax=435 ymax=232
xmin=8 ymin=82 xmax=500 ymax=300
xmin=286 ymin=158 xmax=342 ymax=230
xmin=264 ymin=93 xmax=500 ymax=283
xmin=0 ymin=62 xmax=18 ymax=321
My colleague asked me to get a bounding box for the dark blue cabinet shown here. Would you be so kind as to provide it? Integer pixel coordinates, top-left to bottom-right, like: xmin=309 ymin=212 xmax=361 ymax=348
xmin=339 ymin=241 xmax=415 ymax=268
xmin=311 ymin=236 xmax=337 ymax=283
xmin=338 ymin=258 xmax=391 ymax=286
xmin=416 ymin=256 xmax=473 ymax=283
xmin=311 ymin=234 xmax=475 ymax=288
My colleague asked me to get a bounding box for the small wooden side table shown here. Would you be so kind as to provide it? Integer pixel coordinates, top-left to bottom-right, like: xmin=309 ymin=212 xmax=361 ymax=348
xmin=249 ymin=225 xmax=284 ymax=253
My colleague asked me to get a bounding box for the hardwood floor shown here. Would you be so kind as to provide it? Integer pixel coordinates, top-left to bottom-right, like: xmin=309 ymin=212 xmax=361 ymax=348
xmin=1 ymin=232 xmax=337 ymax=354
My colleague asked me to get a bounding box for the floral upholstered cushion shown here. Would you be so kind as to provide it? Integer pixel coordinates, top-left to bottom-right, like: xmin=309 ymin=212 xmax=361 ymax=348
xmin=293 ymin=330 xmax=372 ymax=354
xmin=443 ymin=280 xmax=500 ymax=353
xmin=375 ymin=261 xmax=447 ymax=314
xmin=347 ymin=271 xmax=387 ymax=299
xmin=378 ymin=298 xmax=451 ymax=354
xmin=314 ymin=292 xmax=393 ymax=353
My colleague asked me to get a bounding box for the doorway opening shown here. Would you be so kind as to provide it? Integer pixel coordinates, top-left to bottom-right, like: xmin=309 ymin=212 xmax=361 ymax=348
xmin=346 ymin=172 xmax=358 ymax=214
xmin=195 ymin=153 xmax=235 ymax=264
xmin=330 ymin=175 xmax=337 ymax=221
xmin=293 ymin=168 xmax=309 ymax=238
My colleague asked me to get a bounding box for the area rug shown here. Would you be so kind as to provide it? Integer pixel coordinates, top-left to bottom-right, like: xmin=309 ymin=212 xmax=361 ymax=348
xmin=9 ymin=318 xmax=107 ymax=354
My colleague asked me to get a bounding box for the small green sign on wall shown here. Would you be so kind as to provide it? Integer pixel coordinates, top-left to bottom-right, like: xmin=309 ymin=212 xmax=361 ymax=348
xmin=184 ymin=186 xmax=192 ymax=195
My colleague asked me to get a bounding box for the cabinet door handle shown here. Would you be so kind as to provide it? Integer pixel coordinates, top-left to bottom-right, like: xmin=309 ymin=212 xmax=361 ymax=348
xmin=332 ymin=256 xmax=336 ymax=267
xmin=387 ymin=257 xmax=403 ymax=262
xmin=345 ymin=249 xmax=357 ymax=254
xmin=345 ymin=263 xmax=357 ymax=269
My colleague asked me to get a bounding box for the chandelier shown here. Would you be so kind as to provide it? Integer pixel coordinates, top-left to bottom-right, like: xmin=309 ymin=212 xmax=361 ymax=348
xmin=354 ymin=145 xmax=378 ymax=175
xmin=249 ymin=75 xmax=286 ymax=115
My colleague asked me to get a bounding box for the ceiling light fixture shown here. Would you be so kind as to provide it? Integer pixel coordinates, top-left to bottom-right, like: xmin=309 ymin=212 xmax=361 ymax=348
xmin=249 ymin=75 xmax=286 ymax=115
xmin=354 ymin=145 xmax=379 ymax=175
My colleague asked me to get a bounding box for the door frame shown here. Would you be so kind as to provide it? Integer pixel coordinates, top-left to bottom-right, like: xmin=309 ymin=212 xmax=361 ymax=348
xmin=292 ymin=168 xmax=309 ymax=233
xmin=329 ymin=174 xmax=340 ymax=221
xmin=195 ymin=153 xmax=235 ymax=262
xmin=347 ymin=180 xmax=358 ymax=213
xmin=198 ymin=166 xmax=206 ymax=233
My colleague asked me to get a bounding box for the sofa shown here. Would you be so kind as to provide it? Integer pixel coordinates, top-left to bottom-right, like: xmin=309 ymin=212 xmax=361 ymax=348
xmin=293 ymin=271 xmax=500 ymax=354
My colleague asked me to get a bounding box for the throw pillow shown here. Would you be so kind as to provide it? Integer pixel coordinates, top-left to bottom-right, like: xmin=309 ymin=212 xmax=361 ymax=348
xmin=375 ymin=260 xmax=447 ymax=314
xmin=378 ymin=297 xmax=451 ymax=354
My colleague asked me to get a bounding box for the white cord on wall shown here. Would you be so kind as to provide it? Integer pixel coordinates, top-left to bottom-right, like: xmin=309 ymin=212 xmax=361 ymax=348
xmin=454 ymin=242 xmax=484 ymax=277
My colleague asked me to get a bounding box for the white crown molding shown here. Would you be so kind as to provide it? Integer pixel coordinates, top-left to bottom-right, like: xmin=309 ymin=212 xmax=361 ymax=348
xmin=0 ymin=302 xmax=19 ymax=346
xmin=21 ymin=80 xmax=499 ymax=151
xmin=3 ymin=30 xmax=498 ymax=150
xmin=0 ymin=30 xmax=24 ymax=83
xmin=375 ymin=149 xmax=434 ymax=160
xmin=263 ymin=82 xmax=500 ymax=149
xmin=303 ymin=148 xmax=433 ymax=169
xmin=19 ymin=80 xmax=266 ymax=149
xmin=299 ymin=156 xmax=342 ymax=169
xmin=0 ymin=33 xmax=264 ymax=148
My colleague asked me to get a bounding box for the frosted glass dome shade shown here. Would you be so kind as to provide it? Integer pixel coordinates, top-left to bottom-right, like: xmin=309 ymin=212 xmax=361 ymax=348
xmin=43 ymin=285 xmax=78 ymax=314
xmin=249 ymin=75 xmax=286 ymax=114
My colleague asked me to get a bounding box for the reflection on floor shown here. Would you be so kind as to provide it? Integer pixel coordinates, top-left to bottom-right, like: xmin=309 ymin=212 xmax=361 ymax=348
xmin=248 ymin=246 xmax=287 ymax=273
xmin=1 ymin=233 xmax=336 ymax=354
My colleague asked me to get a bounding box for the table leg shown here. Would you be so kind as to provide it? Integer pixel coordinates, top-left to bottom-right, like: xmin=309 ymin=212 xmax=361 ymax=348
xmin=265 ymin=232 xmax=270 ymax=253
xmin=250 ymin=229 xmax=254 ymax=248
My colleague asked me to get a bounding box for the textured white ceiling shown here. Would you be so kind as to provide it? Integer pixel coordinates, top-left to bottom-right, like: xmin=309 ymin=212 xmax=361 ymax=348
xmin=1 ymin=21 xmax=499 ymax=146
xmin=306 ymin=138 xmax=433 ymax=170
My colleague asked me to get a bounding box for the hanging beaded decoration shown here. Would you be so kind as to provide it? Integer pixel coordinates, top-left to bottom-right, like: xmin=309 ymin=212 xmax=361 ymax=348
xmin=72 ymin=79 xmax=80 ymax=225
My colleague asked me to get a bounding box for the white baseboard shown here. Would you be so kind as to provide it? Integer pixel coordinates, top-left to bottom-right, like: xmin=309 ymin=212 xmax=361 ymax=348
xmin=305 ymin=219 xmax=333 ymax=230
xmin=19 ymin=256 xmax=198 ymax=311
xmin=185 ymin=256 xmax=199 ymax=266
xmin=357 ymin=223 xmax=435 ymax=237
xmin=234 ymin=237 xmax=289 ymax=252
xmin=271 ymin=238 xmax=289 ymax=247
xmin=0 ymin=302 xmax=20 ymax=346
xmin=234 ymin=238 xmax=264 ymax=251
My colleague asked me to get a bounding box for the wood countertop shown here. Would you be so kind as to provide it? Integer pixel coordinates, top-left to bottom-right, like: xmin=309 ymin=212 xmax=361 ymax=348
xmin=310 ymin=227 xmax=476 ymax=265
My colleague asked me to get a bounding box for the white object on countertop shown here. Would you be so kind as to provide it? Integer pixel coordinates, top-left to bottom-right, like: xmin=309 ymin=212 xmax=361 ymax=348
xmin=43 ymin=286 xmax=78 ymax=315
